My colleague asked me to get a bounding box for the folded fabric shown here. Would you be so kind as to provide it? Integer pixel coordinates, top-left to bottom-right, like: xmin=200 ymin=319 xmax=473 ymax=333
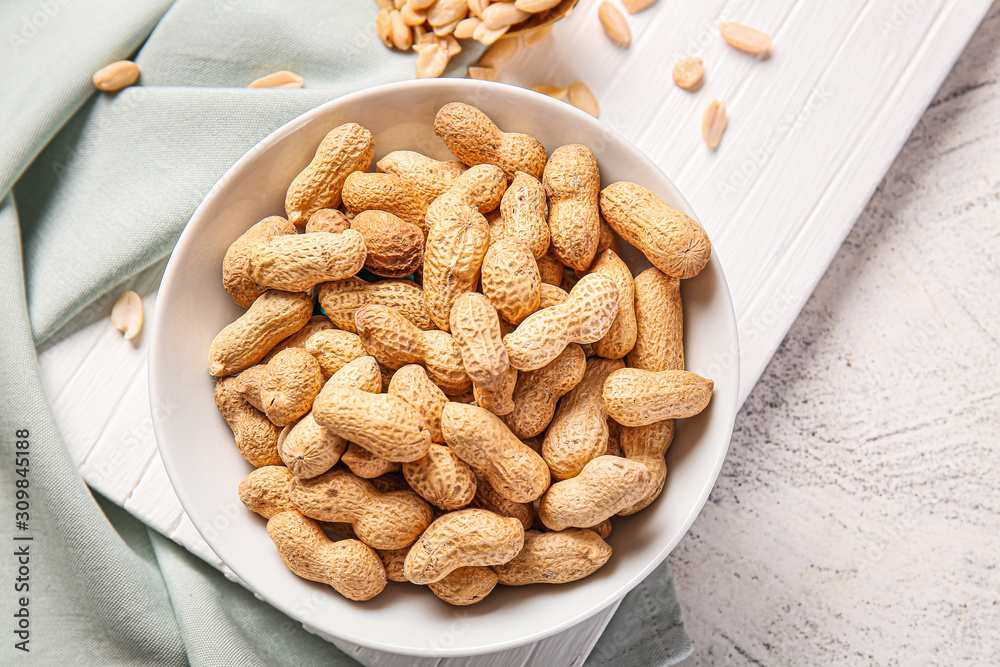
xmin=0 ymin=0 xmax=692 ymax=664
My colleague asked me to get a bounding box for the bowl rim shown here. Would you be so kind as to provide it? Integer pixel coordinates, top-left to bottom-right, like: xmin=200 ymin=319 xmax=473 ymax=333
xmin=150 ymin=78 xmax=740 ymax=657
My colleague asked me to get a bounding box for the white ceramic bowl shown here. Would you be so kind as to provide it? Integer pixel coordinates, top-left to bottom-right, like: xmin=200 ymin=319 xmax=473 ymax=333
xmin=149 ymin=79 xmax=739 ymax=657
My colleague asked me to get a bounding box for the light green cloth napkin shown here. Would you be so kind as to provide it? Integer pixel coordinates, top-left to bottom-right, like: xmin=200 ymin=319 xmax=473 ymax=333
xmin=0 ymin=1 xmax=692 ymax=664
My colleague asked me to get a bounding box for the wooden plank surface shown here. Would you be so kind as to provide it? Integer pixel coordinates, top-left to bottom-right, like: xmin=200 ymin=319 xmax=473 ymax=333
xmin=35 ymin=1 xmax=993 ymax=664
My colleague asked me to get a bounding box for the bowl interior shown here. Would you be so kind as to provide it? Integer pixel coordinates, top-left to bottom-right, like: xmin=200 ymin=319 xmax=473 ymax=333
xmin=149 ymin=79 xmax=739 ymax=657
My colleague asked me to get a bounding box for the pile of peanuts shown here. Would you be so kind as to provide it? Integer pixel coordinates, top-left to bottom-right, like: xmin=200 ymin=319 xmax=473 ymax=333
xmin=375 ymin=0 xmax=577 ymax=79
xmin=209 ymin=101 xmax=714 ymax=605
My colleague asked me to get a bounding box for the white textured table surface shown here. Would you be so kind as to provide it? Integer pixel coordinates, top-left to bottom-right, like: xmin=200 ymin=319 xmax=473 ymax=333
xmin=36 ymin=1 xmax=997 ymax=664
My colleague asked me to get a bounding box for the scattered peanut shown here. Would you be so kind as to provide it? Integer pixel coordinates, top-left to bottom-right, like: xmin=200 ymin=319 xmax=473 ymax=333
xmin=478 ymin=32 xmax=522 ymax=67
xmin=530 ymin=84 xmax=568 ymax=101
xmin=390 ymin=9 xmax=413 ymax=49
xmin=515 ymin=0 xmax=562 ymax=12
xmin=621 ymin=0 xmax=658 ymax=13
xmin=483 ymin=2 xmax=530 ymax=29
xmin=473 ymin=21 xmax=509 ymax=45
xmin=702 ymin=99 xmax=727 ymax=149
xmin=416 ymin=43 xmax=450 ymax=78
xmin=376 ymin=8 xmax=393 ymax=47
xmin=455 ymin=17 xmax=483 ymax=39
xmin=93 ymin=60 xmax=140 ymax=92
xmin=567 ymin=80 xmax=600 ymax=117
xmin=598 ymin=2 xmax=631 ymax=47
xmin=672 ymin=57 xmax=704 ymax=91
xmin=401 ymin=2 xmax=429 ymax=26
xmin=719 ymin=21 xmax=772 ymax=56
xmin=249 ymin=71 xmax=304 ymax=89
xmin=111 ymin=290 xmax=143 ymax=340
xmin=468 ymin=66 xmax=498 ymax=81
xmin=427 ymin=0 xmax=467 ymax=29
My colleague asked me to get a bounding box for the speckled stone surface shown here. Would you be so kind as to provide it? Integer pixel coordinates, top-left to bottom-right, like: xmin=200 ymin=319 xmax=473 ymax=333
xmin=671 ymin=7 xmax=1000 ymax=665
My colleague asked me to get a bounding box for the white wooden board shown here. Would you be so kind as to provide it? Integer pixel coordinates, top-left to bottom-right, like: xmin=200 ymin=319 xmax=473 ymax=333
xmin=36 ymin=1 xmax=994 ymax=664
